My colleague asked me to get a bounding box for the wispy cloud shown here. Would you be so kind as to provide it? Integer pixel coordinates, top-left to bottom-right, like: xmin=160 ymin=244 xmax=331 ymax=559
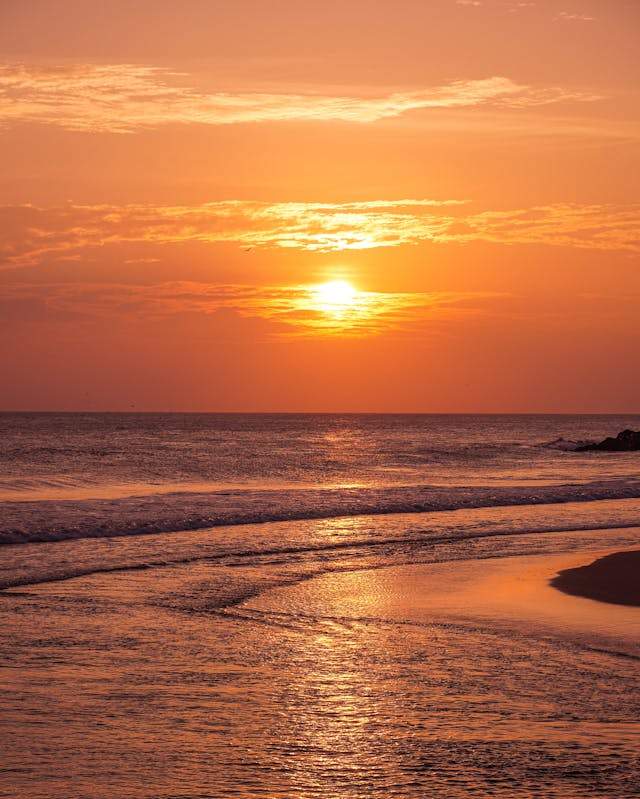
xmin=1 ymin=199 xmax=638 ymax=269
xmin=0 ymin=199 xmax=464 ymax=265
xmin=555 ymin=11 xmax=595 ymax=21
xmin=0 ymin=280 xmax=486 ymax=337
xmin=0 ymin=64 xmax=601 ymax=133
xmin=438 ymin=204 xmax=640 ymax=252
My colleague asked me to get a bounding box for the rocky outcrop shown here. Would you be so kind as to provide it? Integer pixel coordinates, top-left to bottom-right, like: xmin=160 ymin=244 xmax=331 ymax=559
xmin=577 ymin=429 xmax=640 ymax=452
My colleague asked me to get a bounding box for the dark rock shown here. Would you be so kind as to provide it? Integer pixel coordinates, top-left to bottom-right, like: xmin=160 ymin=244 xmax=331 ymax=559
xmin=576 ymin=429 xmax=640 ymax=452
xmin=551 ymin=550 xmax=640 ymax=606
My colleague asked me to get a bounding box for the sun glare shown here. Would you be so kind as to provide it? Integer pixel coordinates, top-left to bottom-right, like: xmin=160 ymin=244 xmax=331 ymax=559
xmin=291 ymin=278 xmax=413 ymax=335
xmin=312 ymin=280 xmax=358 ymax=313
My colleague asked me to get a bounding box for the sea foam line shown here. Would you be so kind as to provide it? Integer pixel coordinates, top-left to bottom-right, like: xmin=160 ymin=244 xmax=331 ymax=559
xmin=2 ymin=479 xmax=640 ymax=546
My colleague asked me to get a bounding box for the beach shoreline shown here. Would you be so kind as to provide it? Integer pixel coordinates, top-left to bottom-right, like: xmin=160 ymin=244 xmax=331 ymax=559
xmin=244 ymin=535 xmax=640 ymax=659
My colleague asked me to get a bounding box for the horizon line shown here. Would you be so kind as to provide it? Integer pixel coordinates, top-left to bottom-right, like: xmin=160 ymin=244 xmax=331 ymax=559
xmin=1 ymin=410 xmax=638 ymax=416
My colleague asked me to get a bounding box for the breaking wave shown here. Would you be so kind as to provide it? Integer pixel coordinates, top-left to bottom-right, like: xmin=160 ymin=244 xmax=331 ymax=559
xmin=3 ymin=478 xmax=640 ymax=546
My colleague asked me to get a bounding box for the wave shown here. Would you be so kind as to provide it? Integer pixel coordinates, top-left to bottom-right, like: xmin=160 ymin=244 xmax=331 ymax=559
xmin=3 ymin=508 xmax=640 ymax=593
xmin=3 ymin=478 xmax=640 ymax=546
xmin=539 ymin=437 xmax=595 ymax=452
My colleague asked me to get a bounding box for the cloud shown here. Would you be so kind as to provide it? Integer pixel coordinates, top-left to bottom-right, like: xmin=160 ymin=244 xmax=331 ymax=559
xmin=555 ymin=11 xmax=595 ymax=21
xmin=438 ymin=204 xmax=640 ymax=252
xmin=0 ymin=199 xmax=464 ymax=265
xmin=0 ymin=64 xmax=601 ymax=133
xmin=1 ymin=199 xmax=639 ymax=269
xmin=0 ymin=280 xmax=487 ymax=337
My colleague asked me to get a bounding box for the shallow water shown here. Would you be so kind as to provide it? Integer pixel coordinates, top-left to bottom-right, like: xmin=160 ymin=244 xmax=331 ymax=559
xmin=2 ymin=508 xmax=640 ymax=797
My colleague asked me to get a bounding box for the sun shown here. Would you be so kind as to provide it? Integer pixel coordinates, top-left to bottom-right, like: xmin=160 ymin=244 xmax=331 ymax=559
xmin=312 ymin=280 xmax=358 ymax=313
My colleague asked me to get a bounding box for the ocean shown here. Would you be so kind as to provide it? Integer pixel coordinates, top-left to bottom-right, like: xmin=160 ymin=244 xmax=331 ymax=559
xmin=2 ymin=412 xmax=640 ymax=545
xmin=2 ymin=413 xmax=640 ymax=797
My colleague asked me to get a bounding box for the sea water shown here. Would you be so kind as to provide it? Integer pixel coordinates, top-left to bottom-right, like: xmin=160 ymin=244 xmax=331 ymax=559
xmin=1 ymin=414 xmax=640 ymax=797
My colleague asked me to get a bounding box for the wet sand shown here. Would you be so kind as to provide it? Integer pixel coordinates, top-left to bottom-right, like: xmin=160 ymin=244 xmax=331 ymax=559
xmin=245 ymin=535 xmax=640 ymax=657
xmin=552 ymin=550 xmax=640 ymax=607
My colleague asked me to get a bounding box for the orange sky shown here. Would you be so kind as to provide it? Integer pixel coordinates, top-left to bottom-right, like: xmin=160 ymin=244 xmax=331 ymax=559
xmin=1 ymin=0 xmax=638 ymax=412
